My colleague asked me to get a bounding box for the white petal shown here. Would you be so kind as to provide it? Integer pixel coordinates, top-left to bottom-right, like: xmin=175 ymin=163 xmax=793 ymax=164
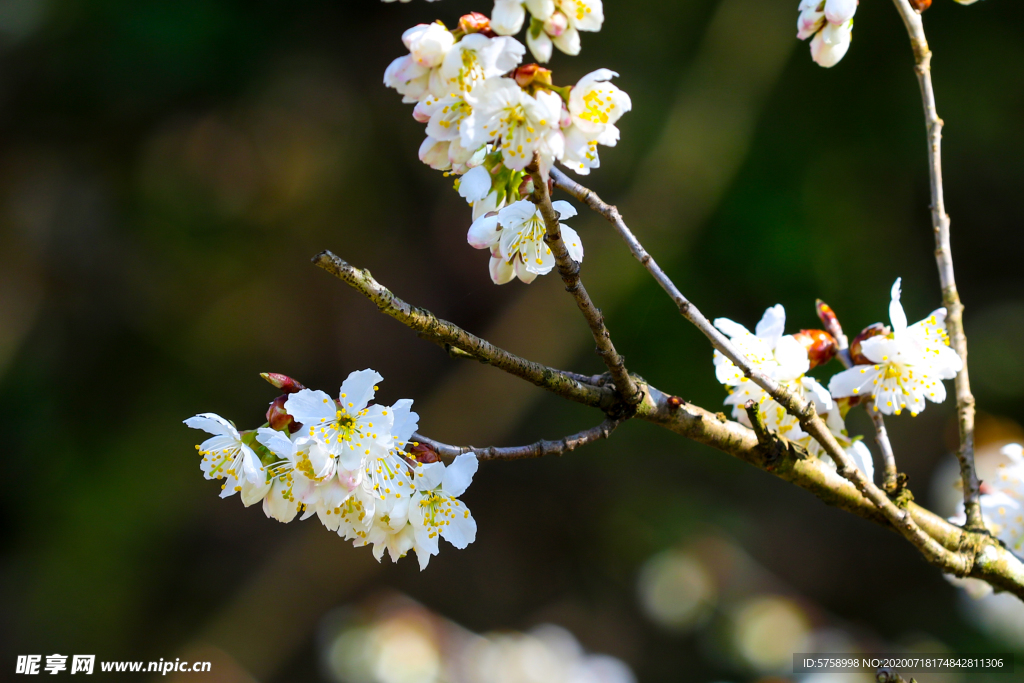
xmin=440 ymin=503 xmax=477 ymax=549
xmin=256 ymin=427 xmax=295 ymax=459
xmin=459 ymin=165 xmax=492 ymax=203
xmin=755 ymin=304 xmax=786 ymax=348
xmin=416 ymin=462 xmax=446 ymax=491
xmin=339 ymin=369 xmax=383 ymax=412
xmin=468 ymin=212 xmax=502 ymax=250
xmin=442 ymin=453 xmax=479 ymax=497
xmin=847 ymin=440 xmax=875 ymax=482
xmin=824 ymin=0 xmax=857 ymax=25
xmin=551 ymin=200 xmax=577 ymax=219
xmin=390 ymin=398 xmax=419 ymax=446
xmin=889 ymin=277 xmax=908 ymax=334
xmin=489 ymin=254 xmax=516 ymax=285
xmin=828 ymin=365 xmax=881 ymax=400
xmin=560 ymin=225 xmax=584 ymax=263
xmin=284 ymin=389 xmax=336 ymax=425
xmin=526 ymin=28 xmax=553 ymax=63
xmin=491 ymin=0 xmax=527 ymax=35
xmin=184 ymin=413 xmax=240 ymax=439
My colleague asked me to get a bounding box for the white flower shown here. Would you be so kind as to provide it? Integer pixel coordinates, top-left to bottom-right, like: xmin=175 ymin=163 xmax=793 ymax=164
xmin=409 ymin=453 xmax=480 ymax=569
xmin=557 ymin=0 xmax=603 ymax=33
xmin=797 ymin=0 xmax=856 ymax=68
xmin=951 ymin=444 xmax=1024 ymax=551
xmin=468 ymin=198 xmax=582 ymax=284
xmin=384 ymin=55 xmax=437 ymax=104
xmin=562 ymin=69 xmax=630 ymax=175
xmin=828 ymin=279 xmax=962 ymax=416
xmin=569 ymin=69 xmax=631 ymax=133
xmin=713 ymin=305 xmax=832 ymax=442
xmin=526 ymin=10 xmax=580 ymax=62
xmin=185 ymin=413 xmax=265 ymax=497
xmin=462 ymin=77 xmax=564 ymax=171
xmin=285 ymin=369 xmax=395 ymax=462
xmin=402 ymin=23 xmax=455 ymax=69
xmin=416 ymin=92 xmax=474 ymax=142
xmin=383 ymin=23 xmax=454 ymax=104
xmin=440 ymin=33 xmax=526 ymax=96
xmin=256 ymin=427 xmax=360 ymax=527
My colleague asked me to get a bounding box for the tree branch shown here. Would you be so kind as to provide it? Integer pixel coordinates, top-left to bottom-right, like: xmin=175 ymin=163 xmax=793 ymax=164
xmin=890 ymin=0 xmax=983 ymax=530
xmin=551 ymin=166 xmax=971 ymax=576
xmin=314 ymin=250 xmax=1024 ymax=599
xmin=410 ymin=419 xmax=620 ymax=462
xmin=312 ymin=251 xmax=618 ymax=413
xmin=527 ymin=162 xmax=643 ymax=408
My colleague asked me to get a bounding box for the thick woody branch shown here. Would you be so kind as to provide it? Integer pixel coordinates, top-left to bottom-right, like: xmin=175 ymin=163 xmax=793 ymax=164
xmin=410 ymin=419 xmax=620 ymax=462
xmin=641 ymin=388 xmax=1024 ymax=599
xmin=314 ymin=250 xmax=1024 ymax=599
xmin=891 ymin=0 xmax=983 ymax=530
xmin=313 ymin=251 xmax=617 ymax=413
xmin=527 ymin=162 xmax=643 ymax=408
xmin=551 ymin=167 xmax=970 ymax=576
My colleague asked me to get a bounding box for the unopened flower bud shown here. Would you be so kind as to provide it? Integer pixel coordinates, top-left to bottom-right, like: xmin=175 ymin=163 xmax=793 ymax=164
xmin=512 ymin=63 xmax=553 ymax=89
xmin=518 ymin=176 xmax=535 ymax=196
xmin=407 ymin=442 xmax=440 ymax=464
xmin=793 ymin=329 xmax=838 ymax=368
xmin=909 ymin=0 xmax=932 ymax=11
xmin=267 ymin=394 xmax=300 ymax=433
xmin=458 ymin=12 xmax=496 ymax=38
xmin=849 ymin=323 xmax=890 ymax=366
xmin=543 ymin=10 xmax=569 ymax=38
xmin=815 ymin=299 xmax=846 ymax=342
xmin=260 ymin=372 xmax=306 ymax=394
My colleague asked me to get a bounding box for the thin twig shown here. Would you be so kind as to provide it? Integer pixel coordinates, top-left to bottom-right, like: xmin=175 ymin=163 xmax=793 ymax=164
xmin=869 ymin=403 xmax=899 ymax=493
xmin=551 ymin=167 xmax=970 ymax=575
xmin=527 ymin=161 xmax=643 ymax=408
xmin=313 ymin=251 xmax=618 ymax=412
xmin=411 ymin=419 xmax=620 ymax=462
xmin=890 ymin=0 xmax=983 ymax=530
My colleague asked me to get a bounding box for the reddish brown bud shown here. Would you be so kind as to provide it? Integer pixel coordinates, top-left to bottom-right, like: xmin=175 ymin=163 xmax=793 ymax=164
xmin=793 ymin=329 xmax=838 ymax=369
xmin=849 ymin=323 xmax=890 ymax=366
xmin=407 ymin=442 xmax=440 ymax=464
xmin=458 ymin=12 xmax=496 ymax=37
xmin=909 ymin=0 xmax=931 ymax=12
xmin=815 ymin=299 xmax=845 ymax=342
xmin=667 ymin=396 xmax=685 ymax=409
xmin=267 ymin=394 xmax=300 ymax=433
xmin=512 ymin=63 xmax=553 ymax=89
xmin=260 ymin=372 xmax=306 ymax=394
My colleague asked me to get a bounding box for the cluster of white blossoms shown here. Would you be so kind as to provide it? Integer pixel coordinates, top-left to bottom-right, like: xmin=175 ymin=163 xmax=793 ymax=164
xmin=828 ymin=278 xmax=962 ymax=416
xmin=798 ymin=0 xmax=984 ymax=69
xmin=797 ymin=0 xmax=856 ymax=68
xmin=713 ymin=278 xmax=963 ymax=481
xmin=383 ymin=3 xmax=628 ymax=283
xmin=492 ymin=0 xmax=604 ymax=63
xmin=951 ymin=444 xmax=1024 ymax=552
xmin=186 ymin=370 xmax=478 ymax=570
xmin=713 ymin=305 xmax=874 ymax=479
xmin=467 ymin=198 xmax=582 ymax=284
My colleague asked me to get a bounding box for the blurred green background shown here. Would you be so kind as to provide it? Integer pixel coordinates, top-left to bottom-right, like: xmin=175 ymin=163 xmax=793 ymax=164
xmin=2 ymin=0 xmax=1024 ymax=681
